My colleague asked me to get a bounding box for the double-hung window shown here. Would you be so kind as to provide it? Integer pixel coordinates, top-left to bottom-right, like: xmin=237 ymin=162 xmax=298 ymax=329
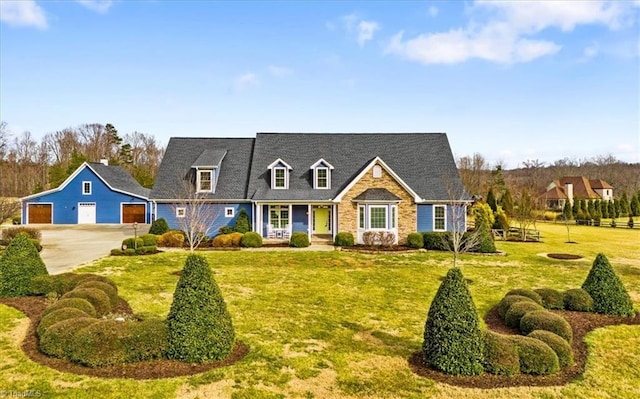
xmin=315 ymin=167 xmax=328 ymax=189
xmin=82 ymin=181 xmax=91 ymax=195
xmin=197 ymin=170 xmax=213 ymax=192
xmin=274 ymin=168 xmax=286 ymax=189
xmin=270 ymin=205 xmax=289 ymax=229
xmin=434 ymin=205 xmax=446 ymax=231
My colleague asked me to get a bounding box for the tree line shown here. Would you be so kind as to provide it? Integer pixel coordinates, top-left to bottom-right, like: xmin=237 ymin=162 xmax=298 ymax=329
xmin=0 ymin=121 xmax=164 ymax=198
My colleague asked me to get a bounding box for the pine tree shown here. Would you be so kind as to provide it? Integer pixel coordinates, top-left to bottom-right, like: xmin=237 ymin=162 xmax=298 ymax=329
xmin=608 ymin=200 xmax=616 ymax=219
xmin=234 ymin=208 xmax=251 ymax=233
xmin=562 ymin=200 xmax=572 ymax=220
xmin=572 ymin=199 xmax=579 ymax=218
xmin=601 ymin=200 xmax=609 ymax=219
xmin=619 ymin=193 xmax=630 ymax=217
xmin=630 ymin=195 xmax=640 ymax=217
xmin=486 ymin=188 xmax=497 ymax=213
xmin=500 ymin=188 xmax=514 ymax=217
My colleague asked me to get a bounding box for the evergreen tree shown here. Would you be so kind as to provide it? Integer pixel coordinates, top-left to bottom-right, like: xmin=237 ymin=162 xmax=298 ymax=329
xmin=608 ymin=200 xmax=616 ymax=219
xmin=572 ymin=199 xmax=579 ymax=218
xmin=601 ymin=200 xmax=609 ymax=219
xmin=582 ymin=254 xmax=634 ymax=317
xmin=630 ymin=194 xmax=640 ymax=217
xmin=562 ymin=200 xmax=572 ymax=220
xmin=233 ymin=208 xmax=251 ymax=233
xmin=500 ymin=188 xmax=514 ymax=217
xmin=587 ymin=200 xmax=596 ymax=219
xmin=618 ymin=193 xmax=630 ymax=217
xmin=486 ymin=188 xmax=497 ymax=213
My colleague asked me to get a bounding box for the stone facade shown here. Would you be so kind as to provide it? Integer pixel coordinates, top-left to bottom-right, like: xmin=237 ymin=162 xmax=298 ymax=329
xmin=337 ymin=162 xmax=416 ymax=244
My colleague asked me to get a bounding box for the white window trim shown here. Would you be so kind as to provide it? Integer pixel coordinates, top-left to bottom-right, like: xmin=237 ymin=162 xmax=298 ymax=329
xmin=369 ymin=205 xmax=388 ymax=230
xmin=358 ymin=205 xmax=366 ymax=229
xmin=196 ymin=169 xmax=214 ymax=193
xmin=176 ymin=207 xmax=186 ymax=218
xmin=268 ymin=205 xmax=290 ymax=230
xmin=433 ymin=204 xmax=447 ymax=232
xmin=314 ymin=167 xmax=330 ymax=189
xmin=273 ymin=167 xmax=288 ymax=189
xmin=391 ymin=205 xmax=397 ymax=229
xmin=82 ymin=181 xmax=92 ymax=195
xmin=225 ymin=207 xmax=235 ymax=218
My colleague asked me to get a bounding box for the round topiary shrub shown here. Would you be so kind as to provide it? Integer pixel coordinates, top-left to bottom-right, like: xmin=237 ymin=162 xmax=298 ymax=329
xmin=41 ymin=298 xmax=97 ymax=319
xmin=122 ymin=318 xmax=167 ymax=362
xmin=563 ymin=288 xmax=594 ymax=312
xmin=482 ymin=330 xmax=519 ymax=376
xmin=241 ymin=232 xmax=263 ymax=248
xmin=423 ymin=267 xmax=484 ymax=376
xmin=139 ymin=234 xmax=158 ymax=246
xmin=504 ymin=301 xmax=544 ymax=328
xmin=581 ymin=253 xmax=635 ymax=316
xmin=61 ymin=288 xmax=112 ymax=317
xmin=76 ymin=281 xmax=118 ymax=307
xmin=510 ymin=335 xmax=560 ymax=375
xmin=407 ymin=233 xmax=424 ymax=249
xmin=0 ymin=233 xmax=49 ymax=297
xmin=496 ymin=295 xmax=536 ymax=319
xmin=122 ymin=237 xmax=144 ymax=250
xmin=39 ymin=317 xmax=100 ymax=358
xmin=229 ymin=232 xmax=244 ymax=246
xmin=290 ymin=232 xmax=310 ymax=248
xmin=506 ymin=288 xmax=543 ymax=305
xmin=69 ymin=319 xmax=128 ymax=367
xmin=148 ymin=218 xmax=169 ymax=235
xmin=158 ymin=231 xmax=185 ymax=247
xmin=37 ymin=307 xmax=92 ymax=338
xmin=166 ymin=254 xmax=235 ymax=362
xmin=520 ymin=310 xmax=573 ymax=343
xmin=527 ymin=330 xmax=574 ymax=368
xmin=534 ymin=288 xmax=565 ymax=310
xmin=334 ymin=232 xmax=355 ymax=247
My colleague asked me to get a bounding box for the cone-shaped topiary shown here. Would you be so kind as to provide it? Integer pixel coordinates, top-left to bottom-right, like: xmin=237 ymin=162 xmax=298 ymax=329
xmin=582 ymin=253 xmax=634 ymax=317
xmin=0 ymin=233 xmax=49 ymax=297
xmin=423 ymin=267 xmax=484 ymax=375
xmin=234 ymin=208 xmax=251 ymax=234
xmin=166 ymin=254 xmax=235 ymax=362
xmin=148 ymin=218 xmax=169 ymax=235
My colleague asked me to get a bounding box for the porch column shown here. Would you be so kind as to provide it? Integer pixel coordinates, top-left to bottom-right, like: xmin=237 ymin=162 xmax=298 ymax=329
xmin=288 ymin=204 xmax=292 ymax=235
xmin=308 ymin=204 xmax=312 ymax=241
xmin=332 ymin=204 xmax=337 ymax=241
xmin=256 ymin=203 xmax=262 ymax=238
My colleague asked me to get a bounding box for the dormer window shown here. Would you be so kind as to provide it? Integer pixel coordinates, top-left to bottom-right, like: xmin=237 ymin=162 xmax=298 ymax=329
xmin=192 ymin=149 xmax=226 ymax=193
xmin=268 ymin=158 xmax=292 ymax=190
xmin=197 ymin=170 xmax=213 ymax=192
xmin=310 ymin=159 xmax=334 ymax=190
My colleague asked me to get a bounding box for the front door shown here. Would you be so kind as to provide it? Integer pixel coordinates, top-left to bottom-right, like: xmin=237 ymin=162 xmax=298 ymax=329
xmin=313 ymin=208 xmax=330 ymax=234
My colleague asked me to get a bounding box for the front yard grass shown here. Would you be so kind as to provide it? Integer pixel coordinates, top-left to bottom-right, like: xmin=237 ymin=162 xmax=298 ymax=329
xmin=1 ymin=222 xmax=638 ymax=398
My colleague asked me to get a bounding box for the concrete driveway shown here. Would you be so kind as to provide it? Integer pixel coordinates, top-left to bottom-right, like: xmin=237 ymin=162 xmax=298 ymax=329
xmin=36 ymin=224 xmax=147 ymax=274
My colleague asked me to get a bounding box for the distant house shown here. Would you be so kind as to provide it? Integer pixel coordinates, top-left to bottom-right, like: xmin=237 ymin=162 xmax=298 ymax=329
xmin=150 ymin=133 xmax=468 ymax=244
xmin=538 ymin=176 xmax=614 ymax=210
xmin=21 ymin=161 xmax=151 ymax=224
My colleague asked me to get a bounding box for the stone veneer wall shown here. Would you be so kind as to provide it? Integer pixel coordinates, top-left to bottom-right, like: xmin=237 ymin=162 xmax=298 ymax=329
xmin=337 ymin=162 xmax=416 ymax=244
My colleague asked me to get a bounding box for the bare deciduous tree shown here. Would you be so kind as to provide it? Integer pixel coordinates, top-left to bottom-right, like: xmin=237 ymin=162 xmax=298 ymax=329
xmin=513 ymin=188 xmax=535 ymax=241
xmin=171 ymin=177 xmax=221 ymax=251
xmin=441 ymin=177 xmax=481 ymax=268
xmin=456 ymin=153 xmax=490 ymax=198
xmin=0 ymin=197 xmax=20 ymax=224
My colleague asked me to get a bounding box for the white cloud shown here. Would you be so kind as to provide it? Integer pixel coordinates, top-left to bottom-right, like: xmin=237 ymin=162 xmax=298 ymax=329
xmin=75 ymin=0 xmax=114 ymax=14
xmin=0 ymin=0 xmax=47 ymax=29
xmin=268 ymin=65 xmax=293 ymax=77
xmin=233 ymin=73 xmax=259 ymax=92
xmin=385 ymin=0 xmax=635 ymax=65
xmin=428 ymin=6 xmax=439 ymax=17
xmin=332 ymin=13 xmax=380 ymax=47
xmin=357 ymin=20 xmax=379 ymax=47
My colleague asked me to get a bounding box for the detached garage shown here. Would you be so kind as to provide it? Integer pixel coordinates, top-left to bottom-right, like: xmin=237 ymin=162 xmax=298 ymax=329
xmin=21 ymin=161 xmax=151 ymax=225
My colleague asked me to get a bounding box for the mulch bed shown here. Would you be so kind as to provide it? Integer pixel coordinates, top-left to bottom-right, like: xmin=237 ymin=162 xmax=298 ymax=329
xmin=547 ymin=253 xmax=583 ymax=260
xmin=409 ymin=307 xmax=640 ymax=388
xmin=0 ymin=296 xmax=248 ymax=380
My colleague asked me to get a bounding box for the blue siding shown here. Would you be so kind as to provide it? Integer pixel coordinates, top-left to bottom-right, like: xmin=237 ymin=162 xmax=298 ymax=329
xmin=156 ymin=203 xmax=251 ymax=237
xmin=417 ymin=204 xmax=467 ymax=232
xmin=292 ymin=205 xmax=308 ymax=233
xmin=23 ymin=167 xmax=149 ymax=224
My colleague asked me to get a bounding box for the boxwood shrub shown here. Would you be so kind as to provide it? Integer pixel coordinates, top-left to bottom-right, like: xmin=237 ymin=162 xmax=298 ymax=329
xmin=158 ymin=231 xmax=185 ymax=247
xmin=422 ymin=232 xmax=449 ymax=251
xmin=496 ymin=295 xmax=536 ymax=319
xmin=563 ymin=288 xmax=594 ymax=312
xmin=122 ymin=237 xmax=144 ymax=250
xmin=139 ymin=234 xmax=158 ymax=246
xmin=510 ymin=335 xmax=560 ymax=375
xmin=122 ymin=318 xmax=167 ymax=362
xmin=240 ymin=232 xmax=263 ymax=248
xmin=334 ymin=232 xmax=355 ymax=247
xmin=76 ymin=281 xmax=118 ymax=307
xmin=527 ymin=330 xmax=574 ymax=368
xmin=505 ymin=288 xmax=543 ymax=305
xmin=37 ymin=307 xmax=92 ymax=338
xmin=0 ymin=233 xmax=49 ymax=297
xmin=290 ymin=232 xmax=310 ymax=248
xmin=61 ymin=287 xmax=112 ymax=317
xmin=41 ymin=298 xmax=97 ymax=319
xmin=520 ymin=310 xmax=573 ymax=343
xmin=69 ymin=320 xmax=129 ymax=367
xmin=534 ymin=288 xmax=565 ymax=310
xmin=582 ymin=253 xmax=634 ymax=317
xmin=407 ymin=233 xmax=424 ymax=249
xmin=148 ymin=218 xmax=169 ymax=235
xmin=39 ymin=317 xmax=100 ymax=358
xmin=504 ymin=301 xmax=544 ymax=328
xmin=482 ymin=330 xmax=520 ymax=376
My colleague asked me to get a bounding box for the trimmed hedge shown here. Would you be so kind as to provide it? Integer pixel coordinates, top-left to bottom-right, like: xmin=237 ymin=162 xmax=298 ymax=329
xmin=41 ymin=298 xmax=97 ymax=319
xmin=520 ymin=310 xmax=573 ymax=343
xmin=213 ymin=233 xmax=243 ymax=247
xmin=240 ymin=232 xmax=262 ymax=248
xmin=496 ymin=295 xmax=536 ymax=319
xmin=122 ymin=237 xmax=144 ymax=250
xmin=334 ymin=232 xmax=355 ymax=247
xmin=407 ymin=233 xmax=424 ymax=249
xmin=148 ymin=218 xmax=169 ymax=235
xmin=76 ymin=281 xmax=118 ymax=307
xmin=510 ymin=335 xmax=560 ymax=375
xmin=70 ymin=320 xmax=129 ymax=367
xmin=122 ymin=318 xmax=168 ymax=362
xmin=482 ymin=330 xmax=519 ymax=376
xmin=534 ymin=288 xmax=565 ymax=310
xmin=139 ymin=234 xmax=158 ymax=246
xmin=39 ymin=317 xmax=100 ymax=358
xmin=582 ymin=253 xmax=634 ymax=317
xmin=37 ymin=307 xmax=92 ymax=338
xmin=158 ymin=231 xmax=185 ymax=247
xmin=423 ymin=267 xmax=484 ymax=376
xmin=422 ymin=232 xmax=449 ymax=251
xmin=61 ymin=288 xmax=112 ymax=317
xmin=290 ymin=232 xmax=310 ymax=248
xmin=563 ymin=288 xmax=594 ymax=312
xmin=0 ymin=233 xmax=49 ymax=297
xmin=527 ymin=330 xmax=574 ymax=368
xmin=166 ymin=254 xmax=235 ymax=362
xmin=504 ymin=301 xmax=544 ymax=329
xmin=505 ymin=288 xmax=543 ymax=305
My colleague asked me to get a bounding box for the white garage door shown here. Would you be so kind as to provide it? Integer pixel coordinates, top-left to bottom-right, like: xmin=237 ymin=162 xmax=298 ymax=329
xmin=78 ymin=202 xmax=96 ymax=224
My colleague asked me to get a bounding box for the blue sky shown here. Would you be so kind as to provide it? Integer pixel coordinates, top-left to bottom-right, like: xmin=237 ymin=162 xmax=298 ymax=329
xmin=1 ymin=0 xmax=639 ymax=168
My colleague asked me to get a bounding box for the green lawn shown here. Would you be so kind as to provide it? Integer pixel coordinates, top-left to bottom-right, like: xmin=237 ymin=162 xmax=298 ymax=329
xmin=1 ymin=223 xmax=639 ymax=398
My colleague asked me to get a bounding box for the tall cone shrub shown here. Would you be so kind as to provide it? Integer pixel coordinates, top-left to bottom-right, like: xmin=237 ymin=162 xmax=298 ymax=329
xmin=423 ymin=267 xmax=484 ymax=375
xmin=0 ymin=233 xmax=48 ymax=297
xmin=166 ymin=254 xmax=235 ymax=362
xmin=582 ymin=253 xmax=634 ymax=317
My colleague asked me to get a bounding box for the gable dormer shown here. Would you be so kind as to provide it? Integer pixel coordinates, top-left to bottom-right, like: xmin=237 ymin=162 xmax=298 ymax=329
xmin=192 ymin=149 xmax=227 ymax=193
xmin=310 ymin=159 xmax=334 ymax=189
xmin=268 ymin=158 xmax=292 ymax=189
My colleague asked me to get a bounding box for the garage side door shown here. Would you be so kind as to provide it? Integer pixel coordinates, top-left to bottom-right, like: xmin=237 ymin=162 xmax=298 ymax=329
xmin=122 ymin=204 xmax=146 ymax=224
xmin=28 ymin=204 xmax=52 ymax=224
xmin=78 ymin=202 xmax=96 ymax=224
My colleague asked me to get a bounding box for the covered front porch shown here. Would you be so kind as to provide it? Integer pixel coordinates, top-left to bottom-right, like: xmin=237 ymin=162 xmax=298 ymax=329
xmin=254 ymin=202 xmax=337 ymax=243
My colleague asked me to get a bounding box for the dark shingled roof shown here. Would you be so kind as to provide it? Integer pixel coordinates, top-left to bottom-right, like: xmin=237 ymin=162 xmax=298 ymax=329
xmin=353 ymin=188 xmax=402 ymax=202
xmin=247 ymin=133 xmax=465 ymax=201
xmin=150 ymin=137 xmax=255 ymax=200
xmin=192 ymin=149 xmax=227 ymax=168
xmin=88 ymin=163 xmax=150 ymax=198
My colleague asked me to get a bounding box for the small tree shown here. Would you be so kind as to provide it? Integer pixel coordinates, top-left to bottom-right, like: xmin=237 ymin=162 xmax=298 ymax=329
xmin=423 ymin=267 xmax=484 ymax=375
xmin=234 ymin=208 xmax=251 ymax=233
xmin=562 ymin=200 xmax=572 ymax=221
xmin=0 ymin=233 xmax=49 ymax=297
xmin=0 ymin=198 xmax=21 ymax=224
xmin=166 ymin=254 xmax=235 ymax=362
xmin=171 ymin=178 xmax=221 ymax=251
xmin=486 ymin=188 xmax=497 ymax=213
xmin=630 ymin=195 xmax=640 ymax=217
xmin=513 ymin=188 xmax=535 ymax=241
xmin=441 ymin=177 xmax=481 ymax=267
xmin=582 ymin=253 xmax=634 ymax=317
xmin=500 ymin=188 xmax=514 ymax=217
